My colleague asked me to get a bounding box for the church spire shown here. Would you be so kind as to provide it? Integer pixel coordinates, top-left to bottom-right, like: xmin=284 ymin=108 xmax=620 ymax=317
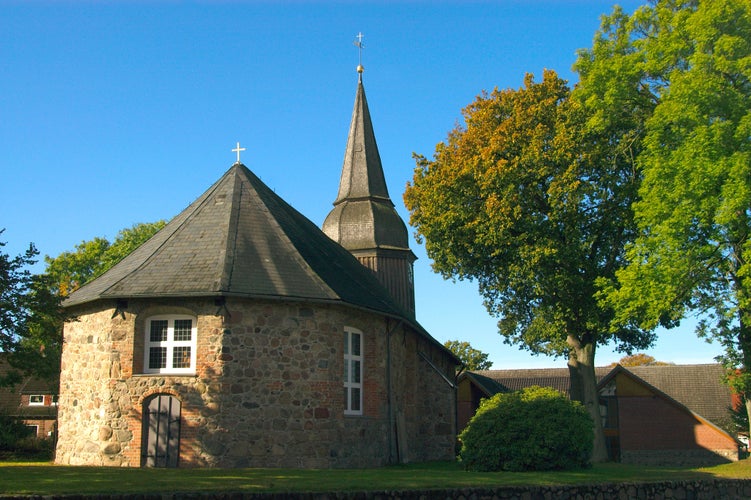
xmin=331 ymin=75 xmax=391 ymax=205
xmin=323 ymin=42 xmax=416 ymax=316
xmin=331 ymin=33 xmax=390 ymax=205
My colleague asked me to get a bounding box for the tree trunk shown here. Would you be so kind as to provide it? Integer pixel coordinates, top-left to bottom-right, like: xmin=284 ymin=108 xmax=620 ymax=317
xmin=728 ymin=237 xmax=751 ymax=444
xmin=739 ymin=311 xmax=751 ymax=445
xmin=567 ymin=336 xmax=608 ymax=463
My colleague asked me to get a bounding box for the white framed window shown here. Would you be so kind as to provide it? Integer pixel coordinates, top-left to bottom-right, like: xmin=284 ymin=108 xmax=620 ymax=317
xmin=28 ymin=394 xmax=44 ymax=406
xmin=144 ymin=315 xmax=197 ymax=374
xmin=25 ymin=425 xmax=39 ymax=437
xmin=343 ymin=327 xmax=363 ymax=415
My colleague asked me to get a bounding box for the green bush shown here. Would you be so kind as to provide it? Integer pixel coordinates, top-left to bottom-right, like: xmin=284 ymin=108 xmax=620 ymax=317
xmin=0 ymin=415 xmax=35 ymax=451
xmin=0 ymin=416 xmax=54 ymax=461
xmin=458 ymin=385 xmax=593 ymax=472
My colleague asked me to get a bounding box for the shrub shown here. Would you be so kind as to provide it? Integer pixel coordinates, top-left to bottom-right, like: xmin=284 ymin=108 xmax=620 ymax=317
xmin=458 ymin=385 xmax=593 ymax=472
xmin=0 ymin=415 xmax=35 ymax=451
xmin=0 ymin=416 xmax=54 ymax=461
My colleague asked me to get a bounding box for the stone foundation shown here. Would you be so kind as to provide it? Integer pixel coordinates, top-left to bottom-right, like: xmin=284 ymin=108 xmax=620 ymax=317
xmin=3 ymin=479 xmax=751 ymax=499
xmin=621 ymin=448 xmax=739 ymax=467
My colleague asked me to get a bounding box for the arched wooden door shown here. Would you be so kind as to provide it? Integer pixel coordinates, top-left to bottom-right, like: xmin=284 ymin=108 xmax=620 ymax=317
xmin=141 ymin=394 xmax=181 ymax=467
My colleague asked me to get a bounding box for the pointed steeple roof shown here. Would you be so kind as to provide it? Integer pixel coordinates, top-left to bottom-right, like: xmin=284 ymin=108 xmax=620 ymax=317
xmin=332 ymin=80 xmax=391 ymax=204
xmin=323 ymin=78 xmax=411 ymax=252
xmin=64 ymin=163 xmax=412 ymax=321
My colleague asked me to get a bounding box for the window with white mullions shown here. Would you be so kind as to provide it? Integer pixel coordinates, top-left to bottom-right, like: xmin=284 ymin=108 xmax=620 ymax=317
xmin=144 ymin=315 xmax=197 ymax=374
xmin=344 ymin=327 xmax=363 ymax=415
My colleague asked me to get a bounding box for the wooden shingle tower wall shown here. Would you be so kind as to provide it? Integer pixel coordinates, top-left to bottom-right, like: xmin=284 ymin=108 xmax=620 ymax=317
xmin=323 ymin=71 xmax=417 ymax=316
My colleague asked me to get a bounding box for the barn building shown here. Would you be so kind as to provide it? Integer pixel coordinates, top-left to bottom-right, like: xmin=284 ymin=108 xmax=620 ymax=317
xmin=458 ymin=364 xmax=741 ymax=466
xmin=54 ymin=68 xmax=459 ymax=468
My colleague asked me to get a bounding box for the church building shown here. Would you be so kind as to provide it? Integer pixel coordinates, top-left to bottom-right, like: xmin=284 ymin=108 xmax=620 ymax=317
xmin=54 ymin=65 xmax=459 ymax=468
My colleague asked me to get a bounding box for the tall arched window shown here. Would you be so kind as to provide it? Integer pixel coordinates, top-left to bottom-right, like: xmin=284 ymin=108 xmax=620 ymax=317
xmin=343 ymin=327 xmax=363 ymax=415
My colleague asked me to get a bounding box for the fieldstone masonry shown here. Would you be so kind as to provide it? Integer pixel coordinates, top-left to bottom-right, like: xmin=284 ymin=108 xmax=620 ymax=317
xmin=4 ymin=479 xmax=751 ymax=499
xmin=55 ymin=296 xmax=456 ymax=468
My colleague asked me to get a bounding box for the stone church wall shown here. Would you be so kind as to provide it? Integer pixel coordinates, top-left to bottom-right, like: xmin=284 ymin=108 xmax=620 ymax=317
xmin=55 ymin=297 xmax=456 ymax=468
xmin=56 ymin=303 xmax=115 ymax=466
xmin=56 ymin=298 xmax=224 ymax=466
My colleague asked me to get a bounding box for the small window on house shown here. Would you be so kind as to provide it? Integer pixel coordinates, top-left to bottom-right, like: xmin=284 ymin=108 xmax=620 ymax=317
xmin=28 ymin=395 xmax=44 ymax=406
xmin=343 ymin=327 xmax=363 ymax=415
xmin=144 ymin=315 xmax=197 ymax=374
xmin=600 ymin=396 xmax=618 ymax=430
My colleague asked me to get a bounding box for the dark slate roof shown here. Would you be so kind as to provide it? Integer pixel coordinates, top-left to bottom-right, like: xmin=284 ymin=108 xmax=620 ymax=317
xmin=468 ymin=367 xmax=612 ymax=397
xmin=461 ymin=371 xmax=507 ymax=396
xmin=64 ymin=163 xmax=413 ymax=323
xmin=621 ymin=364 xmax=732 ymax=426
xmin=332 ymin=79 xmax=390 ymax=205
xmin=322 ymin=79 xmax=411 ymax=252
xmin=469 ymin=364 xmax=733 ymax=428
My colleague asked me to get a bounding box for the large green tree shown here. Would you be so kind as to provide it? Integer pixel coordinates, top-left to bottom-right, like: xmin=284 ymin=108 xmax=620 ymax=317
xmin=599 ymin=0 xmax=751 ymax=436
xmin=45 ymin=221 xmax=165 ymax=297
xmin=0 ymin=236 xmax=38 ymax=356
xmin=0 ymin=233 xmax=64 ymax=386
xmin=405 ymin=70 xmax=649 ymax=461
xmin=444 ymin=340 xmax=493 ymax=371
xmin=612 ymin=353 xmax=672 ymax=367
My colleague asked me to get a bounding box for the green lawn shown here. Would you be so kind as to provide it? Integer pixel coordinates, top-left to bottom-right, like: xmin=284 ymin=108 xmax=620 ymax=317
xmin=1 ymin=460 xmax=750 ymax=495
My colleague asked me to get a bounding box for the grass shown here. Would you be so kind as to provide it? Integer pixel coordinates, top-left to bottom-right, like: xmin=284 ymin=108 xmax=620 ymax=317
xmin=1 ymin=460 xmax=751 ymax=495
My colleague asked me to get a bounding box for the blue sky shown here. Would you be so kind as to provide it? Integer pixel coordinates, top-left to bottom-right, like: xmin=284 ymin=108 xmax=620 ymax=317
xmin=0 ymin=1 xmax=723 ymax=368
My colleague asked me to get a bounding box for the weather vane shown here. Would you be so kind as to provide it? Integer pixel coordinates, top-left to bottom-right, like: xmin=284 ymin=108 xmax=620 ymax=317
xmin=354 ymin=32 xmax=365 ymax=77
xmin=232 ymin=141 xmax=246 ymax=164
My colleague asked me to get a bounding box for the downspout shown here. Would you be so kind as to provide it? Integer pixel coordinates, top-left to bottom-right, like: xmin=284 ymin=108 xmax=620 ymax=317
xmin=385 ymin=317 xmax=403 ymax=464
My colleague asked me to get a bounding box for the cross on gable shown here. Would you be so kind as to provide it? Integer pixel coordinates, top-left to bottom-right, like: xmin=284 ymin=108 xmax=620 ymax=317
xmin=232 ymin=142 xmax=246 ymax=164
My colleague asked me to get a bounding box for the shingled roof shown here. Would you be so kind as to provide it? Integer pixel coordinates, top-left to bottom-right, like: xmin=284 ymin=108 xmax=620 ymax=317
xmin=322 ymin=79 xmax=411 ymax=253
xmin=64 ymin=163 xmax=415 ymax=323
xmin=466 ymin=364 xmax=733 ymax=427
xmin=467 ymin=367 xmax=613 ymax=397
xmin=616 ymin=364 xmax=733 ymax=426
